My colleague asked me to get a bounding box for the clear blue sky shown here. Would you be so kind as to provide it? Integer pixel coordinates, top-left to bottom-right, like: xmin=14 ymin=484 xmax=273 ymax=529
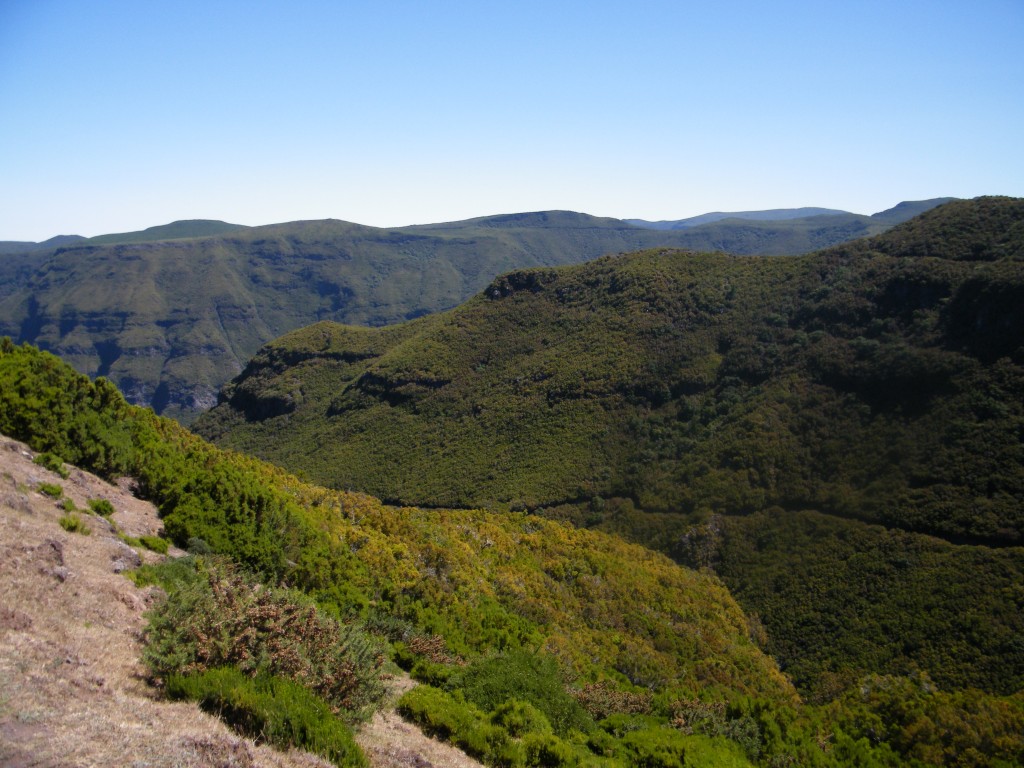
xmin=1 ymin=0 xmax=1022 ymax=240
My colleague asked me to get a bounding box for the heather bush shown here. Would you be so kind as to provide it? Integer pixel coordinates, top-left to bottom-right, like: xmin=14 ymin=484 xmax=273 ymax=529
xmin=491 ymin=699 xmax=553 ymax=737
xmin=138 ymin=534 xmax=169 ymax=554
xmin=144 ymin=558 xmax=385 ymax=720
xmin=520 ymin=732 xmax=578 ymax=767
xmin=58 ymin=512 xmax=90 ymax=534
xmin=37 ymin=482 xmax=62 ymax=498
xmin=454 ymin=651 xmax=594 ymax=737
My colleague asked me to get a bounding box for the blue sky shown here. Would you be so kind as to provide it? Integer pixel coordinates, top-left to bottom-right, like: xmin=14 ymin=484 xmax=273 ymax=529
xmin=1 ymin=0 xmax=1022 ymax=240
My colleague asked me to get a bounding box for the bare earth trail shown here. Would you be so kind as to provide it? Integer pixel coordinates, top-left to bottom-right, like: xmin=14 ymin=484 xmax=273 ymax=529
xmin=0 ymin=433 xmax=480 ymax=768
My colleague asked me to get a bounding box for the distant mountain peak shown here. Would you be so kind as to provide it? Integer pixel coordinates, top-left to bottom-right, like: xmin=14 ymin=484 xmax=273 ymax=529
xmin=84 ymin=219 xmax=249 ymax=245
xmin=627 ymin=207 xmax=850 ymax=230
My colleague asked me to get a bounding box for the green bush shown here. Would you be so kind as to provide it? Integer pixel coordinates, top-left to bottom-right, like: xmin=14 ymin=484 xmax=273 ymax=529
xmin=33 ymin=452 xmax=68 ymax=478
xmin=138 ymin=535 xmax=169 ymax=554
xmin=60 ymin=497 xmax=77 ymax=512
xmin=37 ymin=482 xmax=63 ymax=498
xmin=87 ymin=498 xmax=115 ymax=516
xmin=491 ymin=699 xmax=553 ymax=737
xmin=397 ymin=685 xmax=544 ymax=766
xmin=167 ymin=667 xmax=367 ymax=767
xmin=186 ymin=536 xmax=213 ymax=555
xmin=454 ymin=651 xmax=594 ymax=736
xmin=129 ymin=555 xmax=200 ymax=591
xmin=398 ymin=685 xmax=486 ymax=743
xmin=398 ymin=685 xmax=586 ymax=767
xmin=586 ymin=728 xmax=617 ymax=758
xmin=599 ymin=712 xmax=666 ymax=738
xmin=619 ymin=728 xmax=689 ymax=768
xmin=59 ymin=513 xmax=90 ymax=535
xmin=521 ymin=732 xmax=578 ymax=767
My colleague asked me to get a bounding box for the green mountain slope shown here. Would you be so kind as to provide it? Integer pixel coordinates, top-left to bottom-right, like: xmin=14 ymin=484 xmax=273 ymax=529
xmin=196 ymin=196 xmax=1024 ymax=698
xmin=0 ymin=201 xmax=949 ymax=423
xmin=4 ymin=340 xmax=1024 ymax=766
xmin=0 ymin=340 xmax=795 ymax=762
xmin=0 ymin=234 xmax=87 ymax=254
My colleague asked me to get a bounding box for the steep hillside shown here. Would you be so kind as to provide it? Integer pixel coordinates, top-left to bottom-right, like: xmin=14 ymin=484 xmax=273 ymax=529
xmin=197 ymin=196 xmax=1024 ymax=698
xmin=5 ymin=342 xmax=1024 ymax=766
xmin=0 ymin=434 xmax=342 ymax=768
xmin=0 ymin=201 xmax=948 ymax=423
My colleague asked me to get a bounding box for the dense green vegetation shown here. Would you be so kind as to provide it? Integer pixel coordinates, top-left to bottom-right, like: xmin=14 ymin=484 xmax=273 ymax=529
xmin=0 ymin=201 xmax=946 ymax=422
xmin=3 ymin=337 xmax=1023 ymax=765
xmin=197 ymin=197 xmax=1024 ymax=704
xmin=199 ymin=197 xmax=1024 ymax=538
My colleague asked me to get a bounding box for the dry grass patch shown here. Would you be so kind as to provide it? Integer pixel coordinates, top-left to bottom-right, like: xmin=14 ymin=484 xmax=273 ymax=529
xmin=0 ymin=435 xmax=333 ymax=768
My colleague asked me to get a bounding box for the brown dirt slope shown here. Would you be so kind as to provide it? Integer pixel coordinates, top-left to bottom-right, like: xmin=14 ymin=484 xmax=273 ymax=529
xmin=0 ymin=433 xmax=480 ymax=768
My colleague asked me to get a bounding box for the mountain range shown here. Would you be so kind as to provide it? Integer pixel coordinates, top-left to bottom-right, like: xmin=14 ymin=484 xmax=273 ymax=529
xmin=0 ymin=199 xmax=952 ymax=422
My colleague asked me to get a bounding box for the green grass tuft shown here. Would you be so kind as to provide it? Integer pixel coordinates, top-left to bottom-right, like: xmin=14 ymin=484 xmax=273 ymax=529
xmin=33 ymin=452 xmax=69 ymax=478
xmin=166 ymin=667 xmax=368 ymax=767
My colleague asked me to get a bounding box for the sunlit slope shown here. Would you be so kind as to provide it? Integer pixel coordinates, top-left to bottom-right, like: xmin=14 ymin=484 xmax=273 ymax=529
xmin=0 ymin=339 xmax=794 ymax=703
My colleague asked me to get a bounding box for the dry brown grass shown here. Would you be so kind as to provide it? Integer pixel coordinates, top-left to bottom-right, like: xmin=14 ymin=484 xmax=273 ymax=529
xmin=0 ymin=435 xmax=333 ymax=768
xmin=0 ymin=434 xmax=484 ymax=768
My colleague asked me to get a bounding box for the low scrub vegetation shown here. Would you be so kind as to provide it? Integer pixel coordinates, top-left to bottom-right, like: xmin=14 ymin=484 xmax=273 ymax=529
xmin=143 ymin=558 xmax=386 ymax=719
xmin=58 ymin=512 xmax=90 ymax=534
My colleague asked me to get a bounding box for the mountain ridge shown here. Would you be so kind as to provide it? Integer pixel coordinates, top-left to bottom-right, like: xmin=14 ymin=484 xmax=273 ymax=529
xmin=0 ymin=198 xmax=953 ymax=422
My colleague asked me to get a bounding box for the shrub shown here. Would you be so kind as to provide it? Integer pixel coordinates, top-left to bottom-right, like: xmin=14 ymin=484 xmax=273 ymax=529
xmin=138 ymin=535 xmax=169 ymax=554
xmin=521 ymin=732 xmax=578 ymax=767
xmin=129 ymin=555 xmax=199 ymax=591
xmin=586 ymin=728 xmax=617 ymax=757
xmin=454 ymin=651 xmax=594 ymax=736
xmin=167 ymin=667 xmax=367 ymax=767
xmin=144 ymin=559 xmax=386 ymax=719
xmin=87 ymin=498 xmax=115 ymax=516
xmin=33 ymin=452 xmax=69 ymax=478
xmin=364 ymin=610 xmax=416 ymax=643
xmin=619 ymin=727 xmax=689 ymax=768
xmin=491 ymin=699 xmax=553 ymax=737
xmin=185 ymin=536 xmax=212 ymax=555
xmin=59 ymin=513 xmax=90 ymax=535
xmin=398 ymin=685 xmax=485 ymax=742
xmin=37 ymin=482 xmax=63 ymax=498
xmin=397 ymin=685 xmax=524 ymax=766
xmin=60 ymin=497 xmax=77 ymax=513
